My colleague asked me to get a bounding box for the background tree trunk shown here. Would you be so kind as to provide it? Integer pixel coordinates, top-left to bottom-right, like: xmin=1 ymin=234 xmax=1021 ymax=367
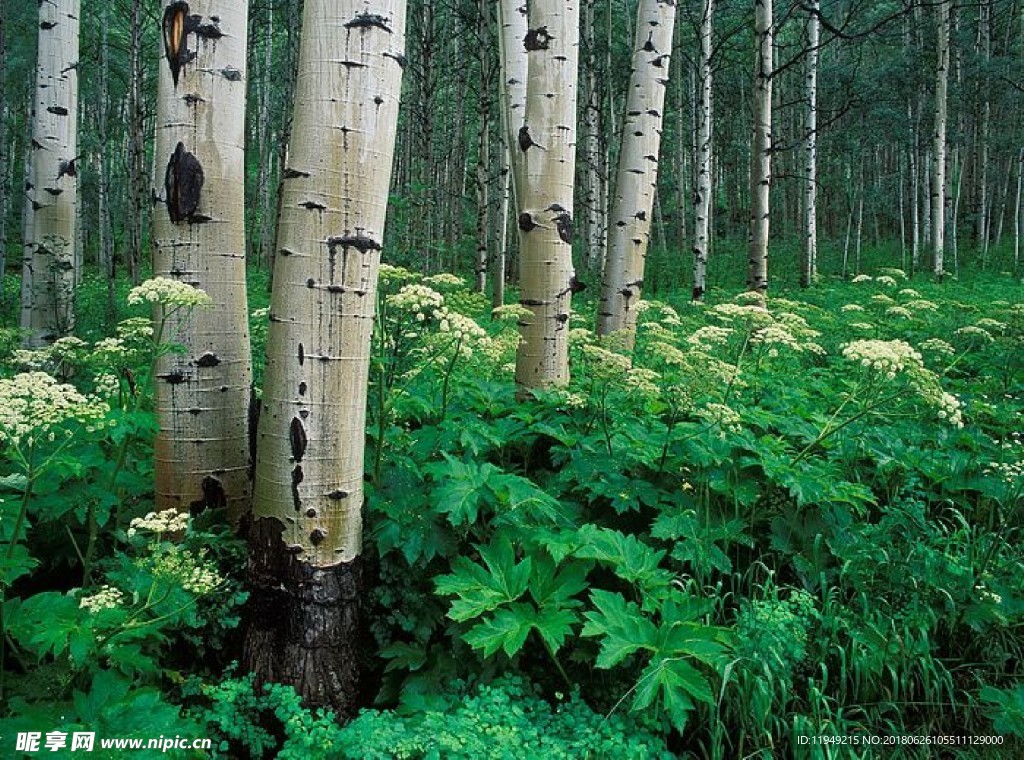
xmin=20 ymin=0 xmax=80 ymax=346
xmin=245 ymin=0 xmax=406 ymax=717
xmin=747 ymin=0 xmax=772 ymax=295
xmin=931 ymin=0 xmax=950 ymax=280
xmin=692 ymin=0 xmax=713 ymax=300
xmin=800 ymin=0 xmax=819 ymax=288
xmin=151 ymin=0 xmax=254 ymax=520
xmin=598 ymin=0 xmax=677 ymax=348
xmin=512 ymin=0 xmax=579 ymax=389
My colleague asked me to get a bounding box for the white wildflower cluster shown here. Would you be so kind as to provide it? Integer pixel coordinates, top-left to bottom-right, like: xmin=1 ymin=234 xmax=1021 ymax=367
xmin=386 ymin=284 xmax=444 ymax=318
xmin=953 ymin=325 xmax=994 ymax=344
xmin=849 ymin=322 xmax=875 ymax=332
xmin=870 ymin=294 xmax=895 ymax=306
xmin=378 ymin=264 xmax=418 ymax=285
xmin=580 ymin=344 xmax=632 ymax=379
xmin=841 ymin=303 xmax=866 ymax=313
xmin=127 ymin=508 xmax=189 ymax=538
xmin=851 ymin=274 xmax=873 ymax=284
xmin=569 ymin=327 xmax=597 ymax=347
xmin=878 ymin=267 xmax=907 ymax=280
xmin=433 ymin=307 xmax=487 ymax=342
xmin=127 ymin=277 xmax=212 ymax=308
xmin=93 ymin=372 xmax=121 ymax=399
xmin=50 ymin=336 xmax=89 ymax=362
xmin=8 ymin=348 xmax=53 ymax=371
xmin=636 ymin=300 xmax=682 ymax=327
xmin=984 ymin=441 xmax=1024 ymax=485
xmin=624 ymin=367 xmax=661 ymax=397
xmin=709 ymin=303 xmax=773 ymax=325
xmin=930 ymin=389 xmax=964 ymax=427
xmin=250 ymin=307 xmax=270 ymax=321
xmin=875 ymin=275 xmax=898 ymax=288
xmin=638 ymin=321 xmax=673 ymax=339
xmin=648 ymin=341 xmax=688 ymax=367
xmin=734 ymin=290 xmax=767 ymax=305
xmin=552 ymin=389 xmax=589 ymax=410
xmin=423 ymin=272 xmax=466 ymax=291
xmin=491 ymin=304 xmax=532 ymax=322
xmin=975 ymin=584 xmax=1003 ymax=605
xmin=92 ymin=337 xmax=132 ymax=365
xmin=147 ymin=547 xmax=223 ymax=595
xmin=750 ymin=325 xmax=803 ymax=357
xmin=919 ymin=338 xmax=955 ymax=357
xmin=0 ymin=372 xmax=110 ymax=447
xmin=841 ymin=339 xmax=923 ymax=379
xmin=79 ymin=585 xmax=125 ymax=613
xmin=687 ymin=325 xmax=734 ymax=349
xmin=697 ymin=402 xmax=742 ymax=434
xmin=974 ymin=318 xmax=1007 ymax=334
xmin=885 ymin=306 xmax=914 ymax=319
xmin=904 ymin=299 xmax=939 ymax=313
xmin=116 ymin=317 xmax=155 ymax=342
xmin=898 ymin=288 xmax=921 ymax=298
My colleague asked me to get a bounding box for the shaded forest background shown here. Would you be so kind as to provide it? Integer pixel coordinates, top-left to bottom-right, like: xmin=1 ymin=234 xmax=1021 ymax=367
xmin=1 ymin=0 xmax=1021 ymax=295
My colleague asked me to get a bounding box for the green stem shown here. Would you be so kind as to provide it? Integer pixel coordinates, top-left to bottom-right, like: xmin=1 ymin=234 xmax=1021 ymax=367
xmin=438 ymin=337 xmax=462 ymax=423
xmin=537 ymin=630 xmax=573 ymax=691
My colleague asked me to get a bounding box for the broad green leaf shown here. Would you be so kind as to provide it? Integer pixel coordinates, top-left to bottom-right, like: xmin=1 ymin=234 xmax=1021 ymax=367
xmin=631 ymin=657 xmax=698 ymax=731
xmin=463 ymin=602 xmax=535 ymax=657
xmin=530 ymin=605 xmax=578 ymax=653
xmin=581 ymin=589 xmax=657 ymax=668
xmin=528 ymin=554 xmax=590 ymax=609
xmin=434 ymin=535 xmax=531 ymax=622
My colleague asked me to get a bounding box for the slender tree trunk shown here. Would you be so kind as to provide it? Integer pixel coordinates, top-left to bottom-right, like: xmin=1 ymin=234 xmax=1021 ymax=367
xmin=245 ymin=0 xmax=406 ymax=716
xmin=598 ymin=0 xmax=676 ymax=348
xmin=931 ymin=0 xmax=950 ymax=280
xmin=580 ymin=0 xmax=605 ymax=272
xmin=97 ymin=7 xmax=116 ymax=321
xmin=127 ymin=0 xmax=146 ymax=286
xmin=977 ymin=0 xmax=991 ymax=265
xmin=511 ymin=0 xmax=579 ymax=388
xmin=1015 ymin=147 xmax=1022 ymax=272
xmin=692 ymin=0 xmax=714 ymax=300
xmin=747 ymin=0 xmax=772 ymax=295
xmin=800 ymin=0 xmax=818 ymax=288
xmin=151 ymin=0 xmax=253 ymax=519
xmin=0 ymin=8 xmax=7 ymax=298
xmin=474 ymin=0 xmax=493 ymax=294
xmin=20 ymin=0 xmax=80 ymax=346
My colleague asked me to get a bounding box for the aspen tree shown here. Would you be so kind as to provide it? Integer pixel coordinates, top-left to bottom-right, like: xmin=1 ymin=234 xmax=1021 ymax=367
xmin=513 ymin=0 xmax=580 ymax=388
xmin=931 ymin=0 xmax=950 ymax=280
xmin=151 ymin=0 xmax=253 ymax=518
xmin=748 ymin=0 xmax=772 ymax=295
xmin=800 ymin=0 xmax=818 ymax=289
xmin=244 ymin=0 xmax=406 ymax=715
xmin=693 ymin=0 xmax=714 ymax=300
xmin=598 ymin=0 xmax=676 ymax=348
xmin=20 ymin=0 xmax=79 ymax=346
xmin=580 ymin=0 xmax=606 ymax=272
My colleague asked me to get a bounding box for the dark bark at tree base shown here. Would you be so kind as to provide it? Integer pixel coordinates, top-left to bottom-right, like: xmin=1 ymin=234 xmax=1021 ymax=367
xmin=242 ymin=516 xmax=364 ymax=718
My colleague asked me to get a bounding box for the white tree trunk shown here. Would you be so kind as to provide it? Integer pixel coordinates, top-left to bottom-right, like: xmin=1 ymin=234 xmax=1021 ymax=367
xmin=931 ymin=0 xmax=950 ymax=280
xmin=1014 ymin=147 xmax=1022 ymax=271
xmin=151 ymin=0 xmax=253 ymax=519
xmin=801 ymin=0 xmax=818 ymax=288
xmin=748 ymin=0 xmax=772 ymax=295
xmin=580 ymin=0 xmax=606 ymax=272
xmin=245 ymin=0 xmax=406 ymax=715
xmin=20 ymin=0 xmax=80 ymax=346
xmin=513 ymin=0 xmax=579 ymax=388
xmin=597 ymin=0 xmax=676 ymax=348
xmin=692 ymin=0 xmax=714 ymax=300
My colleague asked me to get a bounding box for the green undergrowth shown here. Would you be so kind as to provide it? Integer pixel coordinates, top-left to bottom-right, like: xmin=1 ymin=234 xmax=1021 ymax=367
xmin=1 ymin=264 xmax=1022 ymax=758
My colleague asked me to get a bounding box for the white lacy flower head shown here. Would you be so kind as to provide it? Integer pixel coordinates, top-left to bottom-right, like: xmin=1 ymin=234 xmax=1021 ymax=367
xmin=50 ymin=336 xmax=89 ymax=362
xmin=9 ymin=348 xmax=51 ymax=371
xmin=386 ymin=284 xmax=444 ymax=315
xmin=919 ymin=338 xmax=955 ymax=357
xmin=975 ymin=318 xmax=1007 ymax=334
xmin=491 ymin=304 xmax=532 ymax=322
xmin=849 ymin=322 xmax=875 ymax=332
xmin=878 ymin=267 xmax=908 ymax=280
xmin=904 ymin=299 xmax=939 ymax=312
xmin=127 ymin=508 xmax=189 ymax=538
xmin=885 ymin=306 xmax=913 ymax=319
xmin=841 ymin=303 xmax=865 ymax=313
xmin=423 ymin=272 xmax=466 ymax=291
xmin=734 ymin=290 xmax=767 ymax=304
xmin=624 ymin=367 xmax=661 ymax=397
xmin=127 ymin=277 xmax=212 ymax=308
xmin=93 ymin=372 xmax=121 ymax=399
xmin=79 ymin=585 xmax=125 ymax=613
xmin=953 ymin=325 xmax=994 ymax=344
xmin=569 ymin=327 xmax=597 ymax=347
xmin=751 ymin=324 xmax=803 ymax=355
xmin=116 ymin=317 xmax=155 ymax=341
xmin=146 ymin=547 xmax=223 ymax=595
xmin=708 ymin=303 xmax=774 ymax=326
xmin=697 ymin=402 xmax=742 ymax=434
xmin=92 ymin=337 xmax=131 ymax=365
xmin=841 ymin=339 xmax=924 ymax=379
xmin=0 ymin=372 xmax=110 ymax=447
xmin=687 ymin=325 xmax=734 ymax=349
xmin=898 ymin=288 xmax=921 ymax=299
xmin=580 ymin=344 xmax=632 ymax=379
xmin=633 ymin=300 xmax=653 ymax=314
xmin=431 ymin=307 xmax=487 ymax=342
xmin=648 ymin=341 xmax=688 ymax=367
xmin=250 ymin=307 xmax=270 ymax=321
xmin=378 ymin=264 xmax=418 ymax=285
xmin=875 ymin=275 xmax=898 ymax=288
xmin=870 ymin=294 xmax=895 ymax=306
xmin=851 ymin=274 xmax=873 ymax=283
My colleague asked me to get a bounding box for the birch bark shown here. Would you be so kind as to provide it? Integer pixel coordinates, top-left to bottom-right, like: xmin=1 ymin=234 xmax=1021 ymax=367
xmin=931 ymin=0 xmax=950 ymax=280
xmin=692 ymin=0 xmax=713 ymax=300
xmin=747 ymin=0 xmax=772 ymax=295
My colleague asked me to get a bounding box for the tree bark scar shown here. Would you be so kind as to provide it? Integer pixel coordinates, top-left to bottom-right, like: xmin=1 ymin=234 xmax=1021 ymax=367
xmin=291 ymin=465 xmax=304 ymax=510
xmin=289 ymin=417 xmax=308 ymax=462
xmin=335 ymin=233 xmax=381 ymax=253
xmin=162 ymin=2 xmax=223 ymax=87
xmin=242 ymin=517 xmax=366 ymax=716
xmin=553 ymin=212 xmax=573 ymax=244
xmin=524 ymin=26 xmax=552 ymax=50
xmin=344 ymin=13 xmax=392 ymax=33
xmin=190 ymin=475 xmax=227 ymax=515
xmin=165 ymin=142 xmax=204 ymax=223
